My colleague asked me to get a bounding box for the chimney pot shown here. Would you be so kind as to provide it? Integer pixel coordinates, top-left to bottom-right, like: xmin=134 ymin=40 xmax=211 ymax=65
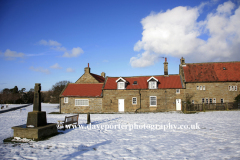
xmin=88 ymin=63 xmax=89 ymax=68
xmin=101 ymin=72 xmax=106 ymax=78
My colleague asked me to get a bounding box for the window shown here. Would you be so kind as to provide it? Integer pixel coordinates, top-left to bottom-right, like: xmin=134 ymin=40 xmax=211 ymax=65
xmin=206 ymin=98 xmax=208 ymax=104
xmin=176 ymin=89 xmax=180 ymax=94
xmin=200 ymin=86 xmax=202 ymax=90
xmin=235 ymin=86 xmax=237 ymax=91
xmin=197 ymin=86 xmax=199 ymax=90
xmin=203 ymin=86 xmax=205 ymax=90
xmin=149 ymin=81 xmax=157 ymax=89
xmin=192 ymin=100 xmax=194 ymax=104
xmin=229 ymin=86 xmax=231 ymax=91
xmin=64 ymin=97 xmax=68 ymax=103
xmin=213 ymin=98 xmax=216 ymax=103
xmin=210 ymin=98 xmax=212 ymax=104
xmin=202 ymin=98 xmax=205 ymax=103
xmin=117 ymin=82 xmax=125 ymax=89
xmin=133 ymin=81 xmax=138 ymax=85
xmin=221 ymin=99 xmax=224 ymax=104
xmin=132 ymin=97 xmax=137 ymax=105
xmin=150 ymin=96 xmax=157 ymax=106
xmin=75 ymin=99 xmax=89 ymax=106
xmin=232 ymin=86 xmax=234 ymax=91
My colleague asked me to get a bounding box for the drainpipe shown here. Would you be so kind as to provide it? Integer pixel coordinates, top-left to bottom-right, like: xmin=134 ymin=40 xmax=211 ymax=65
xmin=135 ymin=90 xmax=141 ymax=113
xmin=59 ymin=96 xmax=61 ymax=113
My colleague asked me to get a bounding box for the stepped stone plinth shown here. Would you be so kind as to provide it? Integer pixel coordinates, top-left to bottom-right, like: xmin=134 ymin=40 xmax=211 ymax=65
xmin=12 ymin=83 xmax=58 ymax=140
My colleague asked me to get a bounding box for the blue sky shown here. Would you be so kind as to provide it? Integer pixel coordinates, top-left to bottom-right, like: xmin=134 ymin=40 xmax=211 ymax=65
xmin=0 ymin=0 xmax=240 ymax=91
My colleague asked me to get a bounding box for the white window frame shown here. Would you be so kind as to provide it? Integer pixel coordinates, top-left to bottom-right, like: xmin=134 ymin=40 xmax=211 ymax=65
xmin=213 ymin=98 xmax=216 ymax=103
xmin=132 ymin=97 xmax=137 ymax=105
xmin=197 ymin=86 xmax=199 ymax=90
xmin=235 ymin=86 xmax=237 ymax=91
xmin=202 ymin=98 xmax=205 ymax=103
xmin=221 ymin=98 xmax=224 ymax=104
xmin=203 ymin=85 xmax=205 ymax=90
xmin=176 ymin=89 xmax=180 ymax=94
xmin=200 ymin=86 xmax=202 ymax=90
xmin=150 ymin=96 xmax=157 ymax=106
xmin=64 ymin=97 xmax=68 ymax=103
xmin=192 ymin=100 xmax=194 ymax=104
xmin=117 ymin=82 xmax=125 ymax=89
xmin=75 ymin=99 xmax=89 ymax=106
xmin=231 ymin=86 xmax=234 ymax=91
xmin=228 ymin=86 xmax=231 ymax=91
xmin=149 ymin=81 xmax=157 ymax=89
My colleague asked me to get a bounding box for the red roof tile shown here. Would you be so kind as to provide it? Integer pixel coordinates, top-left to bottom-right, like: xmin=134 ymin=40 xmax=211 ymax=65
xmin=183 ymin=62 xmax=240 ymax=82
xmin=90 ymin=73 xmax=105 ymax=83
xmin=104 ymin=75 xmax=182 ymax=89
xmin=61 ymin=83 xmax=103 ymax=97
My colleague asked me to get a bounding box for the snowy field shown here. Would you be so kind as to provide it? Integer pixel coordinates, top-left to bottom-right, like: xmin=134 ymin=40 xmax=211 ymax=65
xmin=0 ymin=103 xmax=240 ymax=159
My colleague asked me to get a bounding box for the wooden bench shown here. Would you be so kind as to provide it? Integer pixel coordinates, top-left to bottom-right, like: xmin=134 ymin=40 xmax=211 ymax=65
xmin=58 ymin=115 xmax=79 ymax=129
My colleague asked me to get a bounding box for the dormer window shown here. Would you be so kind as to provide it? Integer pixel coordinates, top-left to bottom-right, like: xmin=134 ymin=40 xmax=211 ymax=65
xmin=116 ymin=77 xmax=127 ymax=89
xmin=117 ymin=82 xmax=125 ymax=89
xmin=147 ymin=76 xmax=158 ymax=89
xmin=149 ymin=81 xmax=157 ymax=89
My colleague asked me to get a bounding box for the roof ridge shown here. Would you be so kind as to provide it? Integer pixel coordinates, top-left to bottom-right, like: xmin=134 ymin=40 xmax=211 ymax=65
xmin=107 ymin=74 xmax=180 ymax=78
xmin=186 ymin=61 xmax=240 ymax=65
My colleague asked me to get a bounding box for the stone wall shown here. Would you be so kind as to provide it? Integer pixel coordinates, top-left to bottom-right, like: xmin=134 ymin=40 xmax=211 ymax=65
xmin=102 ymin=89 xmax=184 ymax=113
xmin=60 ymin=97 xmax=102 ymax=113
xmin=184 ymin=82 xmax=240 ymax=104
xmin=75 ymin=73 xmax=99 ymax=84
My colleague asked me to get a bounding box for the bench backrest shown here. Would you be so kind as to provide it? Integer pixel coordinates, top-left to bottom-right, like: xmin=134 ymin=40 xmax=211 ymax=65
xmin=65 ymin=115 xmax=79 ymax=122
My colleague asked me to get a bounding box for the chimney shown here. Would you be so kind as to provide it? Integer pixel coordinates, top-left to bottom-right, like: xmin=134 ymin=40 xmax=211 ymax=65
xmin=180 ymin=57 xmax=185 ymax=65
xmin=84 ymin=63 xmax=90 ymax=73
xmin=101 ymin=72 xmax=106 ymax=78
xmin=164 ymin=58 xmax=168 ymax=76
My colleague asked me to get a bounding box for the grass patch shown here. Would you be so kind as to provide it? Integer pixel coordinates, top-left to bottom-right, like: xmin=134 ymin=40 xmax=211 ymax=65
xmin=48 ymin=112 xmax=62 ymax=114
xmin=183 ymin=111 xmax=199 ymax=114
xmin=3 ymin=132 xmax=62 ymax=143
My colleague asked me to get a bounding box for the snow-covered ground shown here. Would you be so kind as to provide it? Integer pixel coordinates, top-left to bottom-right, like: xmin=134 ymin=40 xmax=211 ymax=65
xmin=0 ymin=103 xmax=240 ymax=159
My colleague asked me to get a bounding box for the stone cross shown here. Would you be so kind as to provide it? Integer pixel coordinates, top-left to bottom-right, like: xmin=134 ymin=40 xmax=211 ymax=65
xmin=33 ymin=83 xmax=41 ymax=111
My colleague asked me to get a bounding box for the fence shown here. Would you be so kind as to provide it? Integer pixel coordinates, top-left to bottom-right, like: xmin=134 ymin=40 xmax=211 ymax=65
xmin=182 ymin=101 xmax=240 ymax=113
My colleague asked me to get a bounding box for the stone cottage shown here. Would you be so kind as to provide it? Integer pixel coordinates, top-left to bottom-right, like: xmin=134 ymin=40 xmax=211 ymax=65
xmin=59 ymin=58 xmax=240 ymax=113
xmin=179 ymin=57 xmax=240 ymax=105
xmin=60 ymin=64 xmax=105 ymax=113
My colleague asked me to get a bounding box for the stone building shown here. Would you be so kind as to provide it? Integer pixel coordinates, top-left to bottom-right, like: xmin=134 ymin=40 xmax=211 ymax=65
xmin=179 ymin=57 xmax=240 ymax=105
xmin=59 ymin=58 xmax=240 ymax=113
xmin=59 ymin=64 xmax=105 ymax=113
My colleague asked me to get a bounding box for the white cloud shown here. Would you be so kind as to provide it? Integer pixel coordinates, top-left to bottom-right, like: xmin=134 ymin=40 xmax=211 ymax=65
xmin=3 ymin=49 xmax=25 ymax=59
xmin=130 ymin=1 xmax=240 ymax=67
xmin=50 ymin=63 xmax=62 ymax=69
xmin=52 ymin=46 xmax=67 ymax=52
xmin=63 ymin=47 xmax=84 ymax=57
xmin=38 ymin=40 xmax=61 ymax=46
xmin=66 ymin=68 xmax=75 ymax=72
xmin=38 ymin=40 xmax=83 ymax=57
xmin=30 ymin=66 xmax=50 ymax=74
xmin=103 ymin=60 xmax=109 ymax=62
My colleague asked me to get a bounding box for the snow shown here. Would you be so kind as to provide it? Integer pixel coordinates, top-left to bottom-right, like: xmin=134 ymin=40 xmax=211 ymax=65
xmin=0 ymin=103 xmax=240 ymax=159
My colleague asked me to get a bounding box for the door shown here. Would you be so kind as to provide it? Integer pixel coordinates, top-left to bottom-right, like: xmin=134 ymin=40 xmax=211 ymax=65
xmin=118 ymin=99 xmax=124 ymax=112
xmin=176 ymin=99 xmax=181 ymax=111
